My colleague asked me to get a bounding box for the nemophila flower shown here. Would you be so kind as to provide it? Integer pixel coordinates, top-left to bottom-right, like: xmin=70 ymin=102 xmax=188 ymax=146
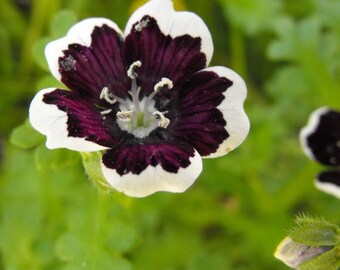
xmin=300 ymin=107 xmax=340 ymax=199
xmin=29 ymin=0 xmax=249 ymax=197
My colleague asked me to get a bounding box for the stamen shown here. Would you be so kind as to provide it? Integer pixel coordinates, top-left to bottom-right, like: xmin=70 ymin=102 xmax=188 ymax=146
xmin=154 ymin=77 xmax=173 ymax=92
xmin=117 ymin=111 xmax=133 ymax=122
xmin=142 ymin=78 xmax=173 ymax=124
xmin=100 ymin=109 xmax=112 ymax=115
xmin=135 ymin=18 xmax=150 ymax=32
xmin=127 ymin=60 xmax=142 ymax=79
xmin=153 ymin=111 xmax=170 ymax=129
xmin=100 ymin=87 xmax=117 ymax=104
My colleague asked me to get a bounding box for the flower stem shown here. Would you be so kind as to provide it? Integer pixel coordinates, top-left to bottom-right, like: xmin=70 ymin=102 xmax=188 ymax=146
xmin=230 ymin=24 xmax=247 ymax=80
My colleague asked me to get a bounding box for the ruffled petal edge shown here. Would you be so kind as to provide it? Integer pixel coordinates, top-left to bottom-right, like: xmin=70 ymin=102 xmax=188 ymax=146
xmin=101 ymin=149 xmax=202 ymax=197
xmin=202 ymin=66 xmax=250 ymax=158
xmin=124 ymin=0 xmax=213 ymax=65
xmin=45 ymin=18 xmax=123 ymax=81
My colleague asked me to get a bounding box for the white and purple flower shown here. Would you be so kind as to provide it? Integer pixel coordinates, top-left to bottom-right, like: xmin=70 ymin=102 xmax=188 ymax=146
xmin=300 ymin=107 xmax=340 ymax=199
xmin=29 ymin=0 xmax=250 ymax=197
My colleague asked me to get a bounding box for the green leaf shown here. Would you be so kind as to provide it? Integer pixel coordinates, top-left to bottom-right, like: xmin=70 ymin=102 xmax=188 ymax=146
xmin=36 ymin=75 xmax=65 ymax=91
xmin=289 ymin=216 xmax=339 ymax=246
xmin=55 ymin=232 xmax=84 ymax=261
xmin=219 ymin=0 xmax=282 ymax=36
xmin=32 ymin=37 xmax=52 ymax=71
xmin=51 ymin=10 xmax=78 ymax=38
xmin=61 ymin=255 xmax=132 ymax=270
xmin=55 ymin=195 xmax=137 ymax=270
xmin=81 ymin=152 xmax=114 ymax=193
xmin=34 ymin=144 xmax=80 ymax=170
xmin=10 ymin=120 xmax=44 ymax=149
xmin=267 ymin=16 xmax=296 ymax=60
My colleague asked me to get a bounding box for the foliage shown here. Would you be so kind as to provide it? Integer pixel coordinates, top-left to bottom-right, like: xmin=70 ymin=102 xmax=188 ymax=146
xmin=0 ymin=0 xmax=339 ymax=269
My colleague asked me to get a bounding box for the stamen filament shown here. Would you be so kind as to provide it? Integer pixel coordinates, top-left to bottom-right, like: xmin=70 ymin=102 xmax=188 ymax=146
xmin=143 ymin=90 xmax=158 ymax=125
xmin=100 ymin=87 xmax=130 ymax=110
xmin=100 ymin=108 xmax=112 ymax=115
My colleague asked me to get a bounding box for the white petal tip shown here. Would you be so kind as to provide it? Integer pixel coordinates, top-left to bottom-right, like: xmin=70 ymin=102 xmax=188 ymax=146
xmin=204 ymin=67 xmax=250 ymax=158
xmin=29 ymin=88 xmax=108 ymax=152
xmin=101 ymin=150 xmax=203 ymax=198
xmin=315 ymin=179 xmax=340 ymax=199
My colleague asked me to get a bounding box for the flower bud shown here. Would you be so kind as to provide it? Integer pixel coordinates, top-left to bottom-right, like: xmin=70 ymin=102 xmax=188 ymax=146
xmin=274 ymin=216 xmax=340 ymax=270
xmin=274 ymin=237 xmax=333 ymax=269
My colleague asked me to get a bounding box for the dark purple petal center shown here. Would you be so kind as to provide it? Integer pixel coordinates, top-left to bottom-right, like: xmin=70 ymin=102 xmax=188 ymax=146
xmin=102 ymin=139 xmax=195 ymax=175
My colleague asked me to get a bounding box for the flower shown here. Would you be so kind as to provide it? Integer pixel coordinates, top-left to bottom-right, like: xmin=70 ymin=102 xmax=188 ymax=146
xmin=274 ymin=236 xmax=333 ymax=269
xmin=29 ymin=0 xmax=250 ymax=197
xmin=300 ymin=107 xmax=340 ymax=199
xmin=274 ymin=216 xmax=340 ymax=270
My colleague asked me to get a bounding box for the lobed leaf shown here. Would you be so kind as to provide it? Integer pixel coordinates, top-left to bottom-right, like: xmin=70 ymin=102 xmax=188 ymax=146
xmin=10 ymin=120 xmax=44 ymax=149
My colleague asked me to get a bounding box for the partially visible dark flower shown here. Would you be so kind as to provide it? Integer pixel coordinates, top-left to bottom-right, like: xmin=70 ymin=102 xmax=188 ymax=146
xmin=300 ymin=107 xmax=340 ymax=199
xmin=29 ymin=0 xmax=250 ymax=197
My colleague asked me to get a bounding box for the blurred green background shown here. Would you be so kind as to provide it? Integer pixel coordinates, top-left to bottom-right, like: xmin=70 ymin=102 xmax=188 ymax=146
xmin=0 ymin=0 xmax=339 ymax=269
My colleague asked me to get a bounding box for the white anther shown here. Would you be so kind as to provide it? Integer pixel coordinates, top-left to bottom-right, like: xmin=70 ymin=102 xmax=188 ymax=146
xmin=127 ymin=60 xmax=142 ymax=79
xmin=154 ymin=77 xmax=173 ymax=92
xmin=135 ymin=18 xmax=150 ymax=32
xmin=117 ymin=110 xmax=133 ymax=122
xmin=100 ymin=87 xmax=117 ymax=104
xmin=153 ymin=111 xmax=170 ymax=128
xmin=100 ymin=109 xmax=112 ymax=115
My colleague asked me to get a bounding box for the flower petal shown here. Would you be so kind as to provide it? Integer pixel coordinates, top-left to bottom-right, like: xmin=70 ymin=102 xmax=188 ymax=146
xmin=29 ymin=88 xmax=112 ymax=151
xmin=125 ymin=0 xmax=213 ymax=64
xmin=172 ymin=66 xmax=249 ymax=158
xmin=45 ymin=18 xmax=128 ymax=98
xmin=300 ymin=107 xmax=340 ymax=166
xmin=125 ymin=0 xmax=214 ymax=59
xmin=101 ymin=141 xmax=202 ymax=197
xmin=124 ymin=16 xmax=206 ymax=95
xmin=123 ymin=0 xmax=213 ymax=92
xmin=315 ymin=170 xmax=340 ymax=199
